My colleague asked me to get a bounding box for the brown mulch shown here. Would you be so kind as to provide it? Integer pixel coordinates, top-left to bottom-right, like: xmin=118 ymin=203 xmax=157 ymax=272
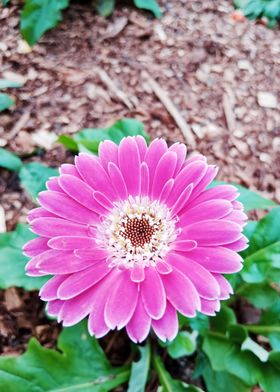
xmin=0 ymin=0 xmax=279 ymax=381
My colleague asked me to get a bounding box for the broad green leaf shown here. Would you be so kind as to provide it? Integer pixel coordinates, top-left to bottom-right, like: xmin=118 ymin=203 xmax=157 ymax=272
xmin=0 ymin=79 xmax=24 ymax=89
xmin=19 ymin=162 xmax=58 ymax=201
xmin=241 ymin=207 xmax=280 ymax=283
xmin=134 ymin=0 xmax=162 ymax=18
xmin=153 ymin=353 xmax=203 ymax=391
xmin=21 ymin=0 xmax=69 ymax=46
xmin=0 ymin=148 xmax=23 ymax=171
xmin=95 ymin=0 xmax=115 ymax=17
xmin=58 ymin=118 xmax=150 ymax=154
xmin=0 ymin=93 xmax=14 ymax=112
xmin=210 ymin=305 xmax=236 ymax=333
xmin=0 ymin=322 xmax=129 ymax=391
xmin=201 ymin=356 xmax=250 ymax=392
xmin=0 ymin=224 xmax=48 ymax=290
xmin=128 ymin=343 xmax=151 ymax=392
xmin=163 ymin=331 xmax=197 ymax=359
xmin=203 ymin=333 xmax=260 ymax=386
xmin=240 ymin=283 xmax=279 ymax=309
xmin=211 ymin=180 xmax=276 ymax=211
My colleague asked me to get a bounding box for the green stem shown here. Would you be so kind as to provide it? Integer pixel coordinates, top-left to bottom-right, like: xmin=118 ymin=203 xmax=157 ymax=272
xmin=152 ymin=351 xmax=173 ymax=392
xmin=243 ymin=325 xmax=280 ymax=334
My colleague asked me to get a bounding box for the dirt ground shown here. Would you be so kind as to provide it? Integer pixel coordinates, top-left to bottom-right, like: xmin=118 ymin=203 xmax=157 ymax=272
xmin=0 ymin=0 xmax=279 ymax=382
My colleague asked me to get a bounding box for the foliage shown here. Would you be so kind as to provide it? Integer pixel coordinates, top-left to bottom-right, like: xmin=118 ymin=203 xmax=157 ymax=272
xmin=0 ymin=148 xmax=58 ymax=201
xmin=0 ymin=322 xmax=129 ymax=391
xmin=0 ymin=79 xmax=24 ymax=112
xmin=58 ymin=118 xmax=150 ymax=154
xmin=4 ymin=0 xmax=162 ymax=46
xmin=128 ymin=343 xmax=151 ymax=392
xmin=234 ymin=0 xmax=280 ymax=27
xmin=0 ymin=224 xmax=48 ymax=290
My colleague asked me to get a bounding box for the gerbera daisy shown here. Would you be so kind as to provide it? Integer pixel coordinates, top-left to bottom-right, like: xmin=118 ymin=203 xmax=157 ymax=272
xmin=23 ymin=136 xmax=247 ymax=342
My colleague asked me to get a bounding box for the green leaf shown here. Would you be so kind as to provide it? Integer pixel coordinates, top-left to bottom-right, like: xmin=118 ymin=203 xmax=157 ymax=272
xmin=1 ymin=0 xmax=10 ymax=6
xmin=153 ymin=353 xmax=203 ymax=391
xmin=0 ymin=224 xmax=48 ymax=290
xmin=134 ymin=0 xmax=162 ymax=18
xmin=95 ymin=0 xmax=115 ymax=17
xmin=0 ymin=93 xmax=14 ymax=112
xmin=58 ymin=118 xmax=150 ymax=154
xmin=19 ymin=162 xmax=58 ymax=201
xmin=210 ymin=305 xmax=236 ymax=334
xmin=200 ymin=355 xmax=250 ymax=392
xmin=241 ymin=207 xmax=280 ymax=283
xmin=0 ymin=148 xmax=23 ymax=171
xmin=164 ymin=331 xmax=197 ymax=359
xmin=0 ymin=79 xmax=24 ymax=89
xmin=21 ymin=0 xmax=69 ymax=46
xmin=0 ymin=322 xmax=129 ymax=391
xmin=128 ymin=343 xmax=151 ymax=392
xmin=211 ymin=181 xmax=276 ymax=211
xmin=240 ymin=283 xmax=279 ymax=309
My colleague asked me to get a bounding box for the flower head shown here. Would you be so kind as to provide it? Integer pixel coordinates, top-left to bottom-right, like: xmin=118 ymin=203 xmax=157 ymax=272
xmin=23 ymin=136 xmax=247 ymax=342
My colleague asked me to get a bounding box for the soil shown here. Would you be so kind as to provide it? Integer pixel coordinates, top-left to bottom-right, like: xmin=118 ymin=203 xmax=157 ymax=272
xmin=0 ymin=0 xmax=279 ymax=389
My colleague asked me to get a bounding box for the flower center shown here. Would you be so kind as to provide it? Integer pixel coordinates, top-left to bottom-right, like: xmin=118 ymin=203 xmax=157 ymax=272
xmin=96 ymin=196 xmax=178 ymax=269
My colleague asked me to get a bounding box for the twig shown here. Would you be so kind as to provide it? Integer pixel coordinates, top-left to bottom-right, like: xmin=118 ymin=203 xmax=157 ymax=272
xmin=95 ymin=67 xmax=134 ymax=110
xmin=142 ymin=70 xmax=196 ymax=147
xmin=7 ymin=112 xmax=30 ymax=140
xmin=223 ymin=91 xmax=236 ymax=133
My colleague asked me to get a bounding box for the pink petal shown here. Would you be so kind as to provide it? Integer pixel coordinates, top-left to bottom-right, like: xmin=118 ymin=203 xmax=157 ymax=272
xmin=141 ymin=268 xmax=166 ymax=319
xmin=23 ymin=237 xmax=49 ymax=257
xmin=38 ymin=191 xmax=99 ymax=225
xmin=152 ymin=151 xmax=177 ymax=200
xmin=57 ymin=263 xmax=110 ymax=299
xmin=179 ymin=199 xmax=232 ymax=226
xmin=140 ymin=162 xmax=150 ymax=196
xmin=169 ymin=142 xmax=187 ymax=175
xmin=144 ymin=139 xmax=168 ymax=192
xmin=93 ymin=191 xmax=113 ymax=211
xmin=46 ymin=177 xmax=62 ymax=192
xmin=187 ymin=165 xmax=219 ymax=203
xmin=74 ymin=249 xmax=108 ymax=260
xmin=167 ymin=254 xmax=220 ymax=300
xmin=30 ymin=217 xmax=89 ymax=237
xmin=187 ymin=246 xmax=243 ymax=273
xmin=104 ymin=270 xmax=138 ymax=329
xmin=156 ymin=261 xmax=173 ymax=275
xmin=48 ymin=236 xmax=97 ymax=250
xmin=27 ymin=207 xmax=57 ymax=223
xmin=118 ymin=137 xmax=141 ymax=196
xmin=200 ymin=298 xmax=220 ymax=316
xmin=39 ymin=275 xmax=68 ymax=300
xmin=59 ymin=164 xmax=80 ymax=177
xmin=75 ymin=153 xmax=116 ymax=199
xmin=213 ymin=274 xmax=233 ymax=300
xmin=135 ymin=135 xmax=148 ymax=161
xmin=171 ymin=240 xmax=197 ymax=252
xmin=58 ymin=175 xmax=107 ymax=214
xmin=224 ymin=209 xmax=248 ymax=226
xmin=152 ymin=302 xmax=178 ymax=342
xmin=108 ymin=162 xmax=128 ymax=200
xmin=98 ymin=140 xmax=118 ymax=171
xmin=225 ymin=236 xmax=249 ymax=252
xmin=88 ymin=271 xmax=118 ymax=337
xmin=180 ymin=220 xmax=242 ymax=246
xmin=159 ymin=179 xmax=174 ymax=203
xmin=59 ymin=286 xmax=98 ymax=326
xmin=171 ymin=183 xmax=193 ymax=217
xmin=167 ymin=160 xmax=207 ymax=206
xmin=188 ymin=185 xmax=238 ymax=209
xmin=34 ymin=250 xmax=96 ymax=274
xmin=47 ymin=299 xmax=64 ymax=317
xmin=161 ymin=268 xmax=200 ymax=317
xmin=126 ymin=298 xmax=151 ymax=343
xmin=130 ymin=266 xmax=145 ymax=282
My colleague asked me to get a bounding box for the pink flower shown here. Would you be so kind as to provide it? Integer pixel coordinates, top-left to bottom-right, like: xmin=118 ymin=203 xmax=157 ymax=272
xmin=23 ymin=137 xmax=247 ymax=342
